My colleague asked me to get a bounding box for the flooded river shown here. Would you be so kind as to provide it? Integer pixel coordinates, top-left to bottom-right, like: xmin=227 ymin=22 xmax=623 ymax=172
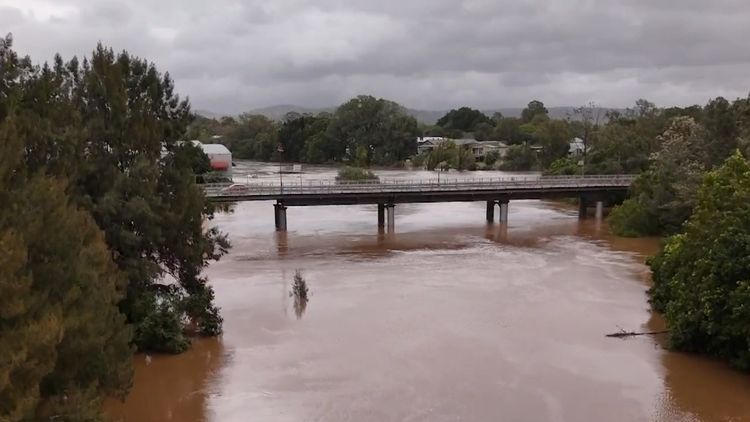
xmin=106 ymin=163 xmax=750 ymax=422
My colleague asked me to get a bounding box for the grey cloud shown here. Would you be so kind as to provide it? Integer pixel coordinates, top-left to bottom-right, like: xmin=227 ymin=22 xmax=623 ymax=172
xmin=2 ymin=0 xmax=750 ymax=114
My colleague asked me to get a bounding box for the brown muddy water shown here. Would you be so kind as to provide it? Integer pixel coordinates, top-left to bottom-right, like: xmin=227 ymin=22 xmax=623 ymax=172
xmin=105 ymin=163 xmax=750 ymax=422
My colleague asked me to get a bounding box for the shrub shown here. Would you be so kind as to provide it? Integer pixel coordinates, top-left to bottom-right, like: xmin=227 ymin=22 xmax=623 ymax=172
xmin=336 ymin=166 xmax=379 ymax=182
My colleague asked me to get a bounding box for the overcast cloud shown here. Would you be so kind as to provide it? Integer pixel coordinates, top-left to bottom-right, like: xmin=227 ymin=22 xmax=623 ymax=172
xmin=2 ymin=0 xmax=750 ymax=114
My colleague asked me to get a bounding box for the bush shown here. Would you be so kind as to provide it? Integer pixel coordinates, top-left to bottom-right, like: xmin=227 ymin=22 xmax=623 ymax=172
xmin=609 ymin=197 xmax=659 ymax=237
xmin=134 ymin=292 xmax=190 ymax=354
xmin=544 ymin=157 xmax=580 ymax=176
xmin=336 ymin=166 xmax=379 ymax=182
xmin=498 ymin=145 xmax=538 ymax=171
xmin=484 ymin=150 xmax=500 ymax=166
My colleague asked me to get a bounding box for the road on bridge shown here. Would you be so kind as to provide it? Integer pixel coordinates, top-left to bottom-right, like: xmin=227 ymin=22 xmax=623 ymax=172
xmin=201 ymin=175 xmax=636 ymax=231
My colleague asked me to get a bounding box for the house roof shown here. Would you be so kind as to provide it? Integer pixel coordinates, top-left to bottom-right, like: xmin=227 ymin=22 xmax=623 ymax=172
xmin=200 ymin=143 xmax=231 ymax=155
xmin=475 ymin=141 xmax=508 ymax=148
xmin=452 ymin=138 xmax=479 ymax=146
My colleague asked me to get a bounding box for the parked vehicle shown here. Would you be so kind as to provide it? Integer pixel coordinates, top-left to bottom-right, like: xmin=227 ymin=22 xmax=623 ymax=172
xmin=220 ymin=183 xmax=250 ymax=194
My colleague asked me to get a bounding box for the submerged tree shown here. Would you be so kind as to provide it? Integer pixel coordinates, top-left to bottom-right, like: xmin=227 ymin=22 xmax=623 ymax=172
xmin=290 ymin=270 xmax=309 ymax=319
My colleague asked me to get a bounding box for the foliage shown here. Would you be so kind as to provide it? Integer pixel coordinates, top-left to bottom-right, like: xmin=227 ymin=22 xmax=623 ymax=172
xmin=328 ymin=95 xmax=419 ymax=166
xmin=484 ymin=150 xmax=501 ymax=166
xmin=648 ymin=152 xmax=750 ymax=369
xmin=132 ymin=292 xmax=189 ymax=354
xmin=544 ymin=157 xmax=580 ymax=176
xmin=472 ymin=122 xmax=495 ymax=141
xmin=609 ymin=117 xmax=709 ymax=236
xmin=290 ymin=270 xmax=309 ymax=319
xmin=436 ymin=107 xmax=492 ymax=133
xmin=410 ymin=152 xmax=429 ymax=168
xmin=0 ymin=34 xmax=229 ymax=419
xmin=521 ymin=100 xmax=549 ymax=123
xmin=492 ymin=117 xmax=525 ymax=144
xmin=291 ymin=270 xmax=309 ymax=302
xmin=336 ymin=166 xmax=379 ymax=182
xmin=535 ymin=119 xmax=572 ymax=168
xmin=0 ymin=45 xmax=133 ymax=417
xmin=173 ymin=142 xmax=212 ymax=182
xmin=424 ymin=141 xmax=475 ymax=171
xmin=499 ymin=145 xmax=538 ymax=171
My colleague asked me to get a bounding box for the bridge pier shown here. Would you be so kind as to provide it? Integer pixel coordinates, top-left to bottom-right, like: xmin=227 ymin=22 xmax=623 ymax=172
xmin=578 ymin=197 xmax=588 ymax=219
xmin=274 ymin=202 xmax=287 ymax=231
xmin=377 ymin=203 xmax=386 ymax=230
xmin=595 ymin=201 xmax=604 ymax=221
xmin=486 ymin=201 xmax=496 ymax=223
xmin=386 ymin=204 xmax=395 ymax=233
xmin=499 ymin=200 xmax=509 ymax=223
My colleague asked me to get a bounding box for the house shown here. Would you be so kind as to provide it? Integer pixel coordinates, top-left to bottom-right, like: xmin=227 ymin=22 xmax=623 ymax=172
xmin=569 ymin=137 xmax=585 ymax=156
xmin=471 ymin=141 xmax=509 ymax=159
xmin=417 ymin=137 xmax=448 ymax=155
xmin=417 ymin=137 xmax=508 ymax=160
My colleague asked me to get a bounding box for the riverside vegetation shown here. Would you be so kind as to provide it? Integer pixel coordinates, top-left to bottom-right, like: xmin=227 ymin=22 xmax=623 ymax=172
xmin=0 ymin=35 xmax=228 ymax=420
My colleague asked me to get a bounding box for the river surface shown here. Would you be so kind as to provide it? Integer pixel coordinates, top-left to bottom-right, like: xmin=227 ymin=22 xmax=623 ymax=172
xmin=105 ymin=162 xmax=750 ymax=422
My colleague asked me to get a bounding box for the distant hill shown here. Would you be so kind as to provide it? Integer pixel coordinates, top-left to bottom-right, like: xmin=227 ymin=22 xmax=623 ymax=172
xmin=246 ymin=104 xmax=337 ymax=120
xmin=196 ymin=105 xmax=624 ymax=124
xmin=193 ymin=109 xmax=223 ymax=119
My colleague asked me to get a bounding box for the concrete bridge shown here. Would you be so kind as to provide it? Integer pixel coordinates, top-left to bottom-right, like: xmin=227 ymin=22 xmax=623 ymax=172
xmin=203 ymin=175 xmax=636 ymax=231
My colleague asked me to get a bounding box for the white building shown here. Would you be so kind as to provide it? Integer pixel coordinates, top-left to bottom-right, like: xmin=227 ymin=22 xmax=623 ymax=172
xmin=199 ymin=143 xmax=232 ymax=175
xmin=417 ymin=137 xmax=508 ymax=159
xmin=569 ymin=137 xmax=585 ymax=156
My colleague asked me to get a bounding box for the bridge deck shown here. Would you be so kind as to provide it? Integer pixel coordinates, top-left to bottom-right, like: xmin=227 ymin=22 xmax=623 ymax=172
xmin=203 ymin=175 xmax=635 ymax=206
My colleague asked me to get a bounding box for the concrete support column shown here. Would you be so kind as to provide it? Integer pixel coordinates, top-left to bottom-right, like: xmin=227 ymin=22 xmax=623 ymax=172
xmin=486 ymin=201 xmax=496 ymax=223
xmin=578 ymin=197 xmax=588 ymax=219
xmin=595 ymin=201 xmax=604 ymax=221
xmin=274 ymin=202 xmax=287 ymax=231
xmin=377 ymin=203 xmax=385 ymax=230
xmin=386 ymin=204 xmax=395 ymax=233
xmin=499 ymin=200 xmax=509 ymax=223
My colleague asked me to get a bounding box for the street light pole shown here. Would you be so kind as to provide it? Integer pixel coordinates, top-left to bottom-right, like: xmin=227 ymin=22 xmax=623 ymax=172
xmin=278 ymin=143 xmax=285 ymax=194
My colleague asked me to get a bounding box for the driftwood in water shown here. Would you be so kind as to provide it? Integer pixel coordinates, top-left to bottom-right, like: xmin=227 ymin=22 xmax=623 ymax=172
xmin=606 ymin=328 xmax=669 ymax=338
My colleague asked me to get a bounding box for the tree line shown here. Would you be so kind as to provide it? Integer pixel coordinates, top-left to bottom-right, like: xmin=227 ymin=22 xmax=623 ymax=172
xmin=0 ymin=35 xmax=227 ymax=420
xmin=188 ymin=95 xmax=420 ymax=166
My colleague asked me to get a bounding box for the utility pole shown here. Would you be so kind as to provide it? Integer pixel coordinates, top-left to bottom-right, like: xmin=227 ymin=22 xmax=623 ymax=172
xmin=278 ymin=143 xmax=285 ymax=193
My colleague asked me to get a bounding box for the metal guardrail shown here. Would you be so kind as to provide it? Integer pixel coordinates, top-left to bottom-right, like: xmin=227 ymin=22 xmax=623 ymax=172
xmin=202 ymin=175 xmax=637 ymax=198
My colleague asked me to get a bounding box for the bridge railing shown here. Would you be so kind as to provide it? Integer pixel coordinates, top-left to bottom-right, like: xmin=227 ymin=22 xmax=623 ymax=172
xmin=202 ymin=175 xmax=637 ymax=198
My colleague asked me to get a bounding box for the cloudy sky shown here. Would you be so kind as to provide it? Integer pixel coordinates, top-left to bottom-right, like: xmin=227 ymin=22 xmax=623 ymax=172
xmin=2 ymin=0 xmax=749 ymax=114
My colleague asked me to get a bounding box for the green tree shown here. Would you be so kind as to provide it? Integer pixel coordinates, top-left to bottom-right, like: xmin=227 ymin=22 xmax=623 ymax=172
xmin=521 ymin=100 xmax=548 ymax=123
xmin=473 ymin=122 xmax=495 ymax=141
xmin=609 ymin=117 xmax=708 ymax=236
xmin=426 ymin=141 xmax=457 ymax=171
xmin=499 ymin=145 xmax=538 ymax=171
xmin=535 ymin=119 xmax=572 ymax=169
xmin=649 ymin=151 xmax=750 ymax=369
xmin=0 ymin=43 xmax=132 ymax=418
xmin=436 ymin=107 xmax=492 ymax=133
xmin=544 ymin=157 xmax=580 ymax=176
xmin=328 ymin=95 xmax=419 ymax=166
xmin=492 ymin=117 xmax=524 ymax=144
